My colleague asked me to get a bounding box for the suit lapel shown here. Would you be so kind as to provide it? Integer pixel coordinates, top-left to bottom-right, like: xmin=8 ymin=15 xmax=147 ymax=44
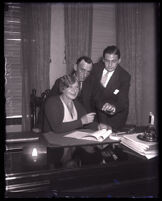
xmin=104 ymin=66 xmax=120 ymax=91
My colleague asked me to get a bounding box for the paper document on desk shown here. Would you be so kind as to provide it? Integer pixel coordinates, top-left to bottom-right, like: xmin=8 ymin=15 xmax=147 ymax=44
xmin=64 ymin=129 xmax=112 ymax=142
xmin=121 ymin=133 xmax=158 ymax=159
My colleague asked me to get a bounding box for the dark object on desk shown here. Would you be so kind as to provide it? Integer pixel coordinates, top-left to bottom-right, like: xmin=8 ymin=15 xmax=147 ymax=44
xmin=137 ymin=132 xmax=157 ymax=142
xmin=137 ymin=125 xmax=157 ymax=142
xmin=137 ymin=112 xmax=157 ymax=142
xmin=114 ymin=124 xmax=136 ymax=134
xmin=101 ymin=144 xmax=128 ymax=163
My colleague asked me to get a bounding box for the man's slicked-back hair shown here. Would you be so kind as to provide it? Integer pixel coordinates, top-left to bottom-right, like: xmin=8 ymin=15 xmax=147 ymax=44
xmin=76 ymin=56 xmax=93 ymax=65
xmin=103 ymin=45 xmax=120 ymax=59
xmin=59 ymin=74 xmax=77 ymax=93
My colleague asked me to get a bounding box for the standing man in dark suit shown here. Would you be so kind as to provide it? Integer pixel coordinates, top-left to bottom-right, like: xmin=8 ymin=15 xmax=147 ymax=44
xmin=49 ymin=56 xmax=93 ymax=110
xmin=83 ymin=45 xmax=131 ymax=131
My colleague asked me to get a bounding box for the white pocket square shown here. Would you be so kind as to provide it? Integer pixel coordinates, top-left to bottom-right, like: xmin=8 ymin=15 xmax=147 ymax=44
xmin=113 ymin=89 xmax=119 ymax=95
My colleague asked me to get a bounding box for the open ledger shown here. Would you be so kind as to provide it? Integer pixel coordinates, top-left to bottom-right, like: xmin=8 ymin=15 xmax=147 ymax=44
xmin=121 ymin=133 xmax=158 ymax=159
xmin=64 ymin=129 xmax=112 ymax=142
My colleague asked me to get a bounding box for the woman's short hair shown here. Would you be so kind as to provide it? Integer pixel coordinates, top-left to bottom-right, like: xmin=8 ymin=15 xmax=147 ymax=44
xmin=59 ymin=74 xmax=77 ymax=93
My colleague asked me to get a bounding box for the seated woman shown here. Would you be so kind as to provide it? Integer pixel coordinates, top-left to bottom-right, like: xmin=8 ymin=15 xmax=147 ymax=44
xmin=44 ymin=74 xmax=97 ymax=133
xmin=44 ymin=74 xmax=101 ymax=167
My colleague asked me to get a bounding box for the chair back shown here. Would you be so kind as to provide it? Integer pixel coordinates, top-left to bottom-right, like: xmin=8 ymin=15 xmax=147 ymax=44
xmin=30 ymin=89 xmax=50 ymax=132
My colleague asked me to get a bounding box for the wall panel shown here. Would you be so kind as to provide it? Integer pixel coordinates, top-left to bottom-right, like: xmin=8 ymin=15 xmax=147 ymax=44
xmin=91 ymin=3 xmax=116 ymax=63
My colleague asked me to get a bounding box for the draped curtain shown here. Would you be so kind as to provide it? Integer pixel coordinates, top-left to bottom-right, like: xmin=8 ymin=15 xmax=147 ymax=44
xmin=21 ymin=3 xmax=51 ymax=131
xmin=64 ymin=3 xmax=93 ymax=73
xmin=116 ymin=3 xmax=143 ymax=126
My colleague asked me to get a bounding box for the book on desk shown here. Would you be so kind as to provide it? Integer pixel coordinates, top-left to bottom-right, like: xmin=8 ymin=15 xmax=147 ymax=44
xmin=64 ymin=129 xmax=112 ymax=142
xmin=40 ymin=129 xmax=121 ymax=148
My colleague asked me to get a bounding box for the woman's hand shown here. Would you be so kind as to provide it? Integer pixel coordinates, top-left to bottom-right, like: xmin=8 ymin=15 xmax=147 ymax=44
xmin=81 ymin=113 xmax=96 ymax=125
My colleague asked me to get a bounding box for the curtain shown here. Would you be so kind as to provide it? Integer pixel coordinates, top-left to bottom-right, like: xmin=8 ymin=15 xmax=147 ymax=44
xmin=116 ymin=3 xmax=143 ymax=126
xmin=64 ymin=3 xmax=93 ymax=73
xmin=21 ymin=3 xmax=51 ymax=131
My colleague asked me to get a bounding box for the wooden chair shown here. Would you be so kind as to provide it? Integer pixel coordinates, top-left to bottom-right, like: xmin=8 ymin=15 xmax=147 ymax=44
xmin=30 ymin=88 xmax=50 ymax=133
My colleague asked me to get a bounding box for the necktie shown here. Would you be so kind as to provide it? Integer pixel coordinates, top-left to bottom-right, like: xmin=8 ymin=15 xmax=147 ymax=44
xmin=78 ymin=81 xmax=83 ymax=96
xmin=101 ymin=71 xmax=109 ymax=87
xmin=79 ymin=81 xmax=83 ymax=91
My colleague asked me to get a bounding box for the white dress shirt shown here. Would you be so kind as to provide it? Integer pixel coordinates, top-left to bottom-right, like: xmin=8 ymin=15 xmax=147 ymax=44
xmin=100 ymin=68 xmax=114 ymax=88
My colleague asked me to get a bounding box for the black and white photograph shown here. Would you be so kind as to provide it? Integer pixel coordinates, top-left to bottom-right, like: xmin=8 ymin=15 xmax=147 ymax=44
xmin=4 ymin=2 xmax=160 ymax=198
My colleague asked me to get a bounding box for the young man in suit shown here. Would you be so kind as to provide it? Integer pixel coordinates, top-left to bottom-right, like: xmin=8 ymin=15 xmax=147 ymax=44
xmin=83 ymin=45 xmax=131 ymax=131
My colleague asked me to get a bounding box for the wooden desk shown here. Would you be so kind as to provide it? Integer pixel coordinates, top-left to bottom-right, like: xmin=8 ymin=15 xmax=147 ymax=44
xmin=4 ymin=129 xmax=159 ymax=198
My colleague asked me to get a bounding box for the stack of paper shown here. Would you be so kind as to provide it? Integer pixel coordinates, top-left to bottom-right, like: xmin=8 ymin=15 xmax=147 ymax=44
xmin=121 ymin=133 xmax=158 ymax=159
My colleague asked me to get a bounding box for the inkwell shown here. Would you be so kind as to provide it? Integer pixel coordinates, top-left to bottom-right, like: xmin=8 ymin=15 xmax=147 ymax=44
xmin=137 ymin=112 xmax=157 ymax=142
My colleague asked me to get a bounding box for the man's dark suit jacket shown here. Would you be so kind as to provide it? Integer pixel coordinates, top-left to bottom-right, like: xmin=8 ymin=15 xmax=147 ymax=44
xmin=82 ymin=61 xmax=131 ymax=130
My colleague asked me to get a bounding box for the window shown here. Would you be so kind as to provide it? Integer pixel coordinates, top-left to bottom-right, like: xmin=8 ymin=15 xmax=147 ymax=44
xmin=4 ymin=3 xmax=22 ymax=119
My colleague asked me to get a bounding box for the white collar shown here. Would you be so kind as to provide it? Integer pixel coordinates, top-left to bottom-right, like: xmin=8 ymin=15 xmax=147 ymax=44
xmin=103 ymin=68 xmax=114 ymax=75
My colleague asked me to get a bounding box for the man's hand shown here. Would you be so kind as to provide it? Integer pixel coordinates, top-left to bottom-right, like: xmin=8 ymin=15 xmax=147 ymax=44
xmin=102 ymin=103 xmax=116 ymax=115
xmin=97 ymin=123 xmax=112 ymax=150
xmin=98 ymin=123 xmax=112 ymax=130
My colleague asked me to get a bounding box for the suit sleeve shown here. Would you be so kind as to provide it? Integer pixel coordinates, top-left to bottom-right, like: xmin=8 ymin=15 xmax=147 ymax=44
xmin=49 ymin=78 xmax=61 ymax=97
xmin=115 ymin=73 xmax=131 ymax=113
xmin=44 ymin=97 xmax=83 ymax=133
xmin=74 ymin=100 xmax=98 ymax=130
